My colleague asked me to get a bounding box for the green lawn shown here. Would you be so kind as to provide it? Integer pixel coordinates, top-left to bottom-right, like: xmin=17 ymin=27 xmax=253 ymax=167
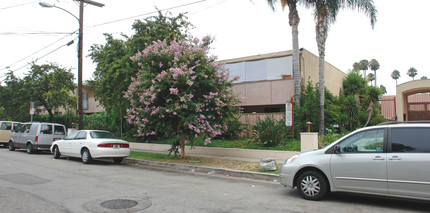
xmin=142 ymin=137 xmax=301 ymax=151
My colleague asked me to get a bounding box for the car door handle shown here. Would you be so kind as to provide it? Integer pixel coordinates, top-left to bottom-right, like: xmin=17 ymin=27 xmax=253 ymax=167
xmin=389 ymin=156 xmax=401 ymax=160
xmin=373 ymin=156 xmax=385 ymax=160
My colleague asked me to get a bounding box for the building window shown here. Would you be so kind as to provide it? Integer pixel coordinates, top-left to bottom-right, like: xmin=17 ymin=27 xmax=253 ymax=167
xmin=83 ymin=92 xmax=88 ymax=110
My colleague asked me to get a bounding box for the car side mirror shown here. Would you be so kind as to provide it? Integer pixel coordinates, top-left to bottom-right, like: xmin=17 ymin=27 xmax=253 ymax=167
xmin=333 ymin=145 xmax=340 ymax=154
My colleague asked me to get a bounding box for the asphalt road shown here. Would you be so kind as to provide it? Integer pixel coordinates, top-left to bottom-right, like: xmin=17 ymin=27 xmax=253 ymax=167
xmin=0 ymin=148 xmax=429 ymax=213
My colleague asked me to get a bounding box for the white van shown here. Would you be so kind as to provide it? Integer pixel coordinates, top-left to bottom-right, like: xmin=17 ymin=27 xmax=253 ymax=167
xmin=9 ymin=122 xmax=66 ymax=154
xmin=0 ymin=121 xmax=20 ymax=147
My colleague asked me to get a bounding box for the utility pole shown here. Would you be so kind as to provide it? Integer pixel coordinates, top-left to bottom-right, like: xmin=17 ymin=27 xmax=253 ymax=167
xmin=76 ymin=0 xmax=104 ymax=130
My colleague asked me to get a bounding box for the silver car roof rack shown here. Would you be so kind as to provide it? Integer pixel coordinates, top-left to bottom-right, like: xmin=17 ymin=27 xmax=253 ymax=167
xmin=378 ymin=120 xmax=430 ymax=125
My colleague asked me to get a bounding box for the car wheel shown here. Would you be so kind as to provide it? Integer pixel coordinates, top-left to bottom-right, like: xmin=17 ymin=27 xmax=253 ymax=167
xmin=26 ymin=143 xmax=34 ymax=154
xmin=8 ymin=141 xmax=15 ymax=151
xmin=296 ymin=170 xmax=328 ymax=201
xmin=113 ymin=157 xmax=124 ymax=164
xmin=53 ymin=146 xmax=61 ymax=159
xmin=81 ymin=149 xmax=92 ymax=164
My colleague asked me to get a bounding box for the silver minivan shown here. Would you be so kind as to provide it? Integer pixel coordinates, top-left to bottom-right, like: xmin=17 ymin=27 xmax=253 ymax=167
xmin=9 ymin=122 xmax=67 ymax=154
xmin=280 ymin=121 xmax=430 ymax=201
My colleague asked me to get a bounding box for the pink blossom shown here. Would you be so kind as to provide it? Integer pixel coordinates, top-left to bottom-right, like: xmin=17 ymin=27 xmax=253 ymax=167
xmin=169 ymin=88 xmax=179 ymax=95
xmin=204 ymin=138 xmax=211 ymax=145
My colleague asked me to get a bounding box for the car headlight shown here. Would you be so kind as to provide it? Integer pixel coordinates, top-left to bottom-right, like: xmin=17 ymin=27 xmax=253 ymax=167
xmin=285 ymin=154 xmax=299 ymax=164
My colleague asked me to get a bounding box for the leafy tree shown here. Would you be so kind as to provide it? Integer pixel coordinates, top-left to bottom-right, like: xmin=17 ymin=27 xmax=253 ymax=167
xmin=391 ymin=70 xmax=400 ymax=85
xmin=343 ymin=95 xmax=359 ymax=130
xmin=421 ymin=76 xmax=428 ymax=79
xmin=302 ymin=0 xmax=377 ymax=136
xmin=369 ymin=59 xmax=380 ymax=86
xmin=407 ymin=67 xmax=418 ymax=80
xmin=23 ymin=62 xmax=76 ymax=122
xmin=0 ymin=72 xmax=29 ymax=121
xmin=266 ymin=0 xmax=302 ymax=107
xmin=125 ymin=38 xmax=240 ymax=158
xmin=89 ymin=11 xmax=192 ymax=136
xmin=379 ymin=85 xmax=387 ymax=94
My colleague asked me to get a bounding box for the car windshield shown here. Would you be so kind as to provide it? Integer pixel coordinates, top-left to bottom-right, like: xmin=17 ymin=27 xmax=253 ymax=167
xmin=90 ymin=131 xmax=118 ymax=139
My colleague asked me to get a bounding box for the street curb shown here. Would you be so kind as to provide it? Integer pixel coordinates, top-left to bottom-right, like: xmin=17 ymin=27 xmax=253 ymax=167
xmin=124 ymin=158 xmax=280 ymax=182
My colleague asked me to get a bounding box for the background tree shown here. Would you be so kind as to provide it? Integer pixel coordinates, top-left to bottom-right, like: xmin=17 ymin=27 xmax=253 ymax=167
xmin=363 ymin=86 xmax=382 ymax=127
xmin=421 ymin=76 xmax=428 ymax=79
xmin=89 ymin=11 xmax=192 ymax=137
xmin=359 ymin=59 xmax=369 ymax=77
xmin=23 ymin=63 xmax=75 ymax=122
xmin=302 ymin=0 xmax=377 ymax=136
xmin=266 ymin=0 xmax=302 ymax=107
xmin=0 ymin=72 xmax=30 ymax=121
xmin=126 ymin=38 xmax=240 ymax=158
xmin=391 ymin=69 xmax=400 ymax=85
xmin=369 ymin=59 xmax=380 ymax=86
xmin=407 ymin=67 xmax=418 ymax=80
xmin=379 ymin=85 xmax=387 ymax=94
xmin=367 ymin=73 xmax=375 ymax=86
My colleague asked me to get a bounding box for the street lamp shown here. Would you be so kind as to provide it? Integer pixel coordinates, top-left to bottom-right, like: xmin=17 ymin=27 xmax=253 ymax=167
xmin=39 ymin=1 xmax=103 ymax=130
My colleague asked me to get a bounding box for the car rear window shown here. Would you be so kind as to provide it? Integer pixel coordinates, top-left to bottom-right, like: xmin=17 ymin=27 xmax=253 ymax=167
xmin=90 ymin=131 xmax=118 ymax=139
xmin=54 ymin=125 xmax=66 ymax=135
xmin=391 ymin=127 xmax=430 ymax=153
xmin=1 ymin=122 xmax=11 ymax=130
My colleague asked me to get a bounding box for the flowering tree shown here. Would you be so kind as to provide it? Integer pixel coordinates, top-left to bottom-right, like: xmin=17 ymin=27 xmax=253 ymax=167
xmin=125 ymin=37 xmax=239 ymax=158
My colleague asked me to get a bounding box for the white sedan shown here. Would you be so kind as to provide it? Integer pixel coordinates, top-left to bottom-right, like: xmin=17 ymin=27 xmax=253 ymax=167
xmin=50 ymin=130 xmax=130 ymax=164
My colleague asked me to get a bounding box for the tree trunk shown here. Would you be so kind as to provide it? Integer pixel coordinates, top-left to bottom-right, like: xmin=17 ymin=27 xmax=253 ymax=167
xmin=289 ymin=2 xmax=301 ymax=108
xmin=374 ymin=70 xmax=377 ymax=87
xmin=316 ymin=11 xmax=328 ymax=137
xmin=180 ymin=134 xmax=186 ymax=159
xmin=364 ymin=104 xmax=373 ymax=127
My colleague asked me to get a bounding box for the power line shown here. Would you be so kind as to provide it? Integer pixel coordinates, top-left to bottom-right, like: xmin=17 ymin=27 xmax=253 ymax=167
xmin=0 ymin=38 xmax=76 ymax=80
xmin=0 ymin=1 xmax=38 ymax=10
xmin=0 ymin=31 xmax=75 ymax=35
xmin=88 ymin=0 xmax=210 ymax=29
xmin=0 ymin=30 xmax=77 ymax=73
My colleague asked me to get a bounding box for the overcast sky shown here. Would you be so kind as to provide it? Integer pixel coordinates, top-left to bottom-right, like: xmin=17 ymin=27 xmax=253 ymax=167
xmin=1 ymin=0 xmax=429 ymax=95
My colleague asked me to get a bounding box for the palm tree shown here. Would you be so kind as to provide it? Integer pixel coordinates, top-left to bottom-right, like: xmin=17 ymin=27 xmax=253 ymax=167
xmin=359 ymin=59 xmax=369 ymax=77
xmin=369 ymin=59 xmax=380 ymax=86
xmin=407 ymin=67 xmax=418 ymax=80
xmin=302 ymin=0 xmax=377 ymax=135
xmin=364 ymin=86 xmax=382 ymax=127
xmin=266 ymin=0 xmax=302 ymax=107
xmin=391 ymin=70 xmax=400 ymax=85
xmin=367 ymin=73 xmax=375 ymax=86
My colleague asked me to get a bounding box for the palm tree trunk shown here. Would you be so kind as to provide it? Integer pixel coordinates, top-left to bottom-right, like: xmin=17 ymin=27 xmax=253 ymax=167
xmin=289 ymin=2 xmax=301 ymax=107
xmin=374 ymin=70 xmax=377 ymax=87
xmin=316 ymin=11 xmax=328 ymax=137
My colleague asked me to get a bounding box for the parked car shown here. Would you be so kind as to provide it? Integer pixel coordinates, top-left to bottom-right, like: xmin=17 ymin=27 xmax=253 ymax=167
xmin=50 ymin=130 xmax=130 ymax=164
xmin=280 ymin=121 xmax=430 ymax=201
xmin=9 ymin=122 xmax=67 ymax=153
xmin=0 ymin=121 xmax=20 ymax=147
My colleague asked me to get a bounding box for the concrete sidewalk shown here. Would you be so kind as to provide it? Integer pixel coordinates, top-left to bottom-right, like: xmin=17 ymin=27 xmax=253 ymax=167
xmin=129 ymin=142 xmax=299 ymax=163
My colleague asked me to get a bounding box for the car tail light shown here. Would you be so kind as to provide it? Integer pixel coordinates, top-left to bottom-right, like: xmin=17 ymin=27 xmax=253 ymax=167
xmin=35 ymin=136 xmax=38 ymax=143
xmin=97 ymin=143 xmax=129 ymax=148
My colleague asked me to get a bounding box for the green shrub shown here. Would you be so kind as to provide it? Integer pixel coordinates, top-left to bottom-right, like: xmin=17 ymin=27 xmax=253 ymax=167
xmin=252 ymin=117 xmax=291 ymax=147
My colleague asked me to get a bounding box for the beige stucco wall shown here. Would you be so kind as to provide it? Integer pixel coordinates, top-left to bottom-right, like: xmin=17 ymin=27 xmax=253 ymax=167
xmin=396 ymin=79 xmax=430 ymax=121
xmin=300 ymin=49 xmax=346 ymax=96
xmin=82 ymin=86 xmax=104 ymax=114
xmin=225 ymin=49 xmax=345 ymax=107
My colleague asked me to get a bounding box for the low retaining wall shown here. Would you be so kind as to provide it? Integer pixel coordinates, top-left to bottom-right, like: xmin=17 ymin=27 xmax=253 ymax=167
xmin=129 ymin=143 xmax=299 ymax=163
